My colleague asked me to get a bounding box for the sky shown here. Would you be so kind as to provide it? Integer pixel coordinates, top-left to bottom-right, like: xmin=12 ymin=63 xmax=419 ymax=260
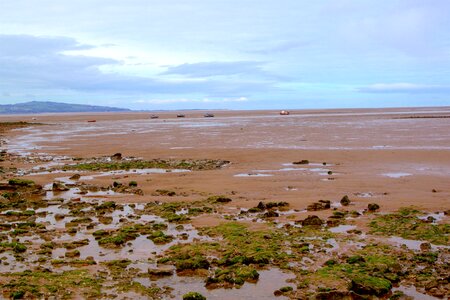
xmin=1 ymin=0 xmax=450 ymax=110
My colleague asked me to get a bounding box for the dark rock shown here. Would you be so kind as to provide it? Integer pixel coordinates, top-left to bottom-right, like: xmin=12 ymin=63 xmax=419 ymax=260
xmin=257 ymin=201 xmax=266 ymax=210
xmin=423 ymin=216 xmax=435 ymax=223
xmin=319 ymin=200 xmax=331 ymax=209
xmin=293 ymin=160 xmax=309 ymax=165
xmin=340 ymin=195 xmax=351 ymax=206
xmin=111 ymin=153 xmax=122 ymax=160
xmin=307 ymin=200 xmax=330 ymax=211
xmin=367 ymin=203 xmax=380 ymax=212
xmin=148 ymin=266 xmax=174 ymax=277
xmin=69 ymin=174 xmax=81 ymax=180
xmin=212 ymin=196 xmax=232 ymax=203
xmin=264 ymin=210 xmax=279 ymax=218
xmin=273 ymin=290 xmax=283 ymax=296
xmin=326 ymin=219 xmax=341 ymax=227
xmin=52 ymin=182 xmax=69 ymax=191
xmin=420 ymin=242 xmax=432 ymax=252
xmin=300 ymin=215 xmax=324 ymax=226
xmin=347 ymin=255 xmax=365 ymax=264
xmin=315 ymin=291 xmax=357 ymax=300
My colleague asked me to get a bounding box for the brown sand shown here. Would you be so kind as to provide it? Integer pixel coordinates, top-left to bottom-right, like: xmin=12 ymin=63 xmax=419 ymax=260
xmin=1 ymin=107 xmax=449 ymax=215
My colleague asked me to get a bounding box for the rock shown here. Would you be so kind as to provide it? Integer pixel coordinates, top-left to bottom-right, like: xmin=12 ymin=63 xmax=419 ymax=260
xmin=210 ymin=196 xmax=232 ymax=203
xmin=423 ymin=216 xmax=435 ymax=223
xmin=429 ymin=288 xmax=445 ymax=298
xmin=307 ymin=200 xmax=330 ymax=211
xmin=425 ymin=279 xmax=439 ymax=290
xmin=293 ymin=160 xmax=309 ymax=165
xmin=69 ymin=174 xmax=81 ymax=180
xmin=182 ymin=292 xmax=206 ymax=300
xmin=340 ymin=195 xmax=351 ymax=206
xmin=111 ymin=153 xmax=122 ymax=160
xmin=264 ymin=210 xmax=279 ymax=218
xmin=300 ymin=215 xmax=324 ymax=226
xmin=273 ymin=290 xmax=283 ymax=296
xmin=350 ymin=275 xmax=392 ymax=296
xmin=367 ymin=203 xmax=380 ymax=212
xmin=444 ymin=210 xmax=450 ymax=216
xmin=52 ymin=182 xmax=69 ymax=191
xmin=315 ymin=291 xmax=356 ymax=300
xmin=257 ymin=201 xmax=266 ymax=210
xmin=319 ymin=200 xmax=331 ymax=208
xmin=148 ymin=266 xmax=174 ymax=277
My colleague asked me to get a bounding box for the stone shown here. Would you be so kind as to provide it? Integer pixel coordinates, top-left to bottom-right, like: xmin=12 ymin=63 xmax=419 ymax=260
xmin=69 ymin=174 xmax=81 ymax=180
xmin=264 ymin=210 xmax=279 ymax=218
xmin=340 ymin=195 xmax=351 ymax=206
xmin=52 ymin=182 xmax=69 ymax=191
xmin=111 ymin=153 xmax=122 ymax=160
xmin=368 ymin=203 xmax=380 ymax=212
xmin=300 ymin=215 xmax=324 ymax=226
xmin=350 ymin=276 xmax=392 ymax=296
xmin=293 ymin=160 xmax=309 ymax=165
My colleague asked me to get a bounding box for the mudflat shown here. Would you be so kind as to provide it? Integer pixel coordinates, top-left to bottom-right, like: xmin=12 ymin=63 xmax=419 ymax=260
xmin=3 ymin=107 xmax=450 ymax=211
xmin=0 ymin=107 xmax=449 ymax=299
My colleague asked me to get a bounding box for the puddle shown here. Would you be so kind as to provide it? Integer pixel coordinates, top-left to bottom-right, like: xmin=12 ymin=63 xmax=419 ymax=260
xmin=392 ymin=286 xmax=440 ymax=299
xmin=382 ymin=172 xmax=412 ymax=178
xmin=388 ymin=237 xmax=450 ymax=251
xmin=328 ymin=225 xmax=357 ymax=233
xmin=418 ymin=212 xmax=445 ymax=223
xmin=234 ymin=173 xmax=273 ymax=177
xmin=136 ymin=268 xmax=295 ymax=300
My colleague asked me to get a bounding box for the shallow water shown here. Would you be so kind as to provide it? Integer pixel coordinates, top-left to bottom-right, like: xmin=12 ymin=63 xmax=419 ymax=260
xmin=136 ymin=268 xmax=295 ymax=300
xmin=392 ymin=285 xmax=440 ymax=300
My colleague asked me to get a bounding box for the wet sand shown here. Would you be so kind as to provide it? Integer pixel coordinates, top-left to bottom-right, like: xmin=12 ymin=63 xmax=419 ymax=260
xmin=2 ymin=107 xmax=450 ymax=213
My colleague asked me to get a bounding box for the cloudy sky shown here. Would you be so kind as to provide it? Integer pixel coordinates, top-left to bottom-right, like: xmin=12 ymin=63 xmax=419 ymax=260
xmin=1 ymin=0 xmax=450 ymax=110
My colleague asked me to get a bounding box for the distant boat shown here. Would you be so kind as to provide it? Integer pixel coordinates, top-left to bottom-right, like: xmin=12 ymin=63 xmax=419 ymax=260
xmin=150 ymin=115 xmax=159 ymax=119
xmin=177 ymin=114 xmax=185 ymax=118
xmin=87 ymin=120 xmax=96 ymax=122
xmin=204 ymin=113 xmax=214 ymax=118
xmin=279 ymin=110 xmax=290 ymax=115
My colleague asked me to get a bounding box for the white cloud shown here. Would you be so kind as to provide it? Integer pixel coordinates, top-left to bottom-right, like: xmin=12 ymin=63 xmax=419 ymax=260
xmin=134 ymin=97 xmax=248 ymax=104
xmin=358 ymin=83 xmax=450 ymax=94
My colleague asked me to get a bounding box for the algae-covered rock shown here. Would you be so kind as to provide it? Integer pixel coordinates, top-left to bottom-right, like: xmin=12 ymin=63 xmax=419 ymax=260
xmin=300 ymin=215 xmax=324 ymax=226
xmin=183 ymin=292 xmax=206 ymax=300
xmin=350 ymin=275 xmax=392 ymax=296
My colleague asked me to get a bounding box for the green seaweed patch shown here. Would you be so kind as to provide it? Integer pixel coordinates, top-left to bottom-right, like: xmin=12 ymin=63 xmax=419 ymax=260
xmin=206 ymin=265 xmax=260 ymax=288
xmin=115 ymin=281 xmax=168 ymax=298
xmin=369 ymin=207 xmax=449 ymax=245
xmin=5 ymin=210 xmax=35 ymax=217
xmin=61 ymin=158 xmax=229 ymax=172
xmin=1 ymin=269 xmax=102 ymax=299
xmin=148 ymin=231 xmax=174 ymax=244
xmin=8 ymin=179 xmax=35 ymax=187
xmin=203 ymin=222 xmax=287 ymax=266
xmin=0 ymin=242 xmax=27 ymax=253
xmin=183 ymin=292 xmax=206 ymax=300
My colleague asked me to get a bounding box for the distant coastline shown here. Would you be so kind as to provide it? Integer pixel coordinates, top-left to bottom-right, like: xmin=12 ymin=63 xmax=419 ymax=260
xmin=0 ymin=101 xmax=130 ymax=114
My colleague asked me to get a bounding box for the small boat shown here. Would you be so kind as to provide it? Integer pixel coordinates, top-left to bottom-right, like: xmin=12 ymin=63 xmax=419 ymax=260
xmin=279 ymin=110 xmax=290 ymax=115
xmin=150 ymin=115 xmax=159 ymax=119
xmin=87 ymin=120 xmax=96 ymax=122
xmin=204 ymin=113 xmax=214 ymax=118
xmin=177 ymin=114 xmax=185 ymax=118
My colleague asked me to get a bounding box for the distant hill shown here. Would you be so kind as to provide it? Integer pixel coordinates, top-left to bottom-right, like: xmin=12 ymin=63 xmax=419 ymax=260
xmin=0 ymin=101 xmax=130 ymax=114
